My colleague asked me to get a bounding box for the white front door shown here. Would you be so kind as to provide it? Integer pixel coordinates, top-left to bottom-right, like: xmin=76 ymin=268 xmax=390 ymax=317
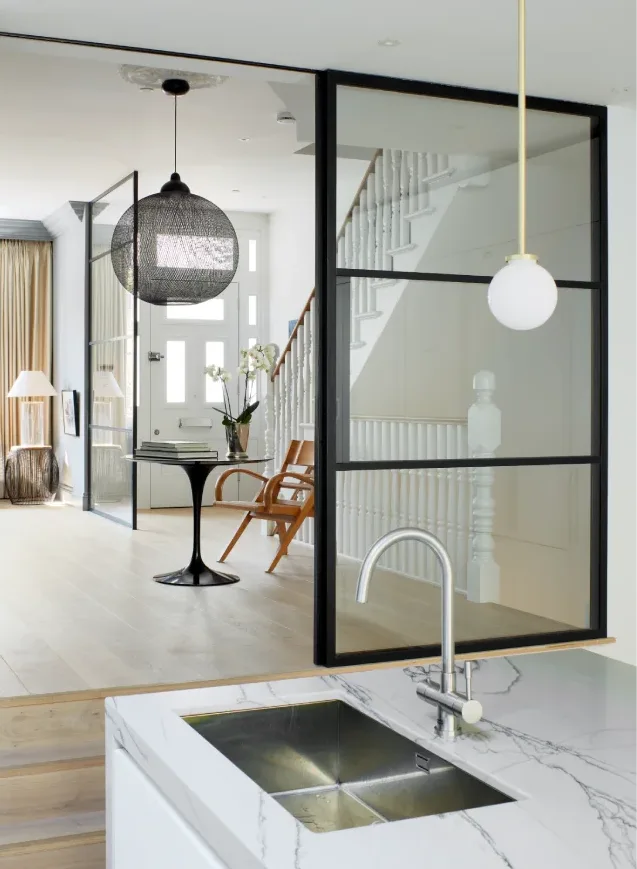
xmin=147 ymin=226 xmax=267 ymax=508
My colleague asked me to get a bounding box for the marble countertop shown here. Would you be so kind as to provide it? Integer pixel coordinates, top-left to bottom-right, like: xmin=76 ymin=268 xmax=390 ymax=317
xmin=106 ymin=649 xmax=636 ymax=869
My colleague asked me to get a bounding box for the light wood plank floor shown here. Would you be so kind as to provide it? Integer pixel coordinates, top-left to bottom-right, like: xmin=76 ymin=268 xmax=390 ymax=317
xmin=0 ymin=501 xmax=570 ymax=698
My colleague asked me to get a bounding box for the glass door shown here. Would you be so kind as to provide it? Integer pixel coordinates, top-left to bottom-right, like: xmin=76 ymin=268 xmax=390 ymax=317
xmin=85 ymin=173 xmax=138 ymax=527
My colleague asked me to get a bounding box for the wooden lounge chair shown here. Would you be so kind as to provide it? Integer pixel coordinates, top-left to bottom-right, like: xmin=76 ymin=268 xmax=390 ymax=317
xmin=214 ymin=439 xmax=314 ymax=574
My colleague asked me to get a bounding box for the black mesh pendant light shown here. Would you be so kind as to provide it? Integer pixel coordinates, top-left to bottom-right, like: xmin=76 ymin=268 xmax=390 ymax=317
xmin=111 ymin=78 xmax=239 ymax=305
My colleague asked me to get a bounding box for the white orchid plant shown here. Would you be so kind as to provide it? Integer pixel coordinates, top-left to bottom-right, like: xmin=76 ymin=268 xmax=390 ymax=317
xmin=204 ymin=343 xmax=276 ymax=428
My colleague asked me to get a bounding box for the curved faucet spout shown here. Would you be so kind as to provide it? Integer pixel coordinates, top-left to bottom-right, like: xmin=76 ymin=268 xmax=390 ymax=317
xmin=356 ymin=527 xmax=456 ymax=679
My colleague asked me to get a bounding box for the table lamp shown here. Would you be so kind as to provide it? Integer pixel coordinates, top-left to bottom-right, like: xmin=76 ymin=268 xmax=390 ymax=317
xmin=7 ymin=370 xmax=57 ymax=446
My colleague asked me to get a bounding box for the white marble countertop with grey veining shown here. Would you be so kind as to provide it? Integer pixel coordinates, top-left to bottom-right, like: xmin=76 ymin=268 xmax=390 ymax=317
xmin=106 ymin=649 xmax=636 ymax=869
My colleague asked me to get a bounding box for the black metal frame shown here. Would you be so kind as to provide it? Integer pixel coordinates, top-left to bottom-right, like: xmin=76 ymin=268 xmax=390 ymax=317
xmin=314 ymin=69 xmax=608 ymax=667
xmin=85 ymin=172 xmax=139 ymax=530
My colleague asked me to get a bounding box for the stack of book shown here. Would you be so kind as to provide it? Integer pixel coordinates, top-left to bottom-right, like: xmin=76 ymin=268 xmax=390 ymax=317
xmin=135 ymin=441 xmax=219 ymax=460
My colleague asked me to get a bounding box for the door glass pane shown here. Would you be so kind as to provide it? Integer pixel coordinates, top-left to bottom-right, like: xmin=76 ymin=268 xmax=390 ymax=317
xmin=166 ymin=340 xmax=186 ymax=403
xmin=205 ymin=341 xmax=225 ymax=403
xmin=248 ymin=295 xmax=257 ymax=326
xmin=340 ymin=278 xmax=592 ymax=461
xmin=336 ymin=86 xmax=594 ymax=281
xmin=166 ymin=298 xmax=225 ymax=321
xmin=335 ymin=464 xmax=593 ymax=654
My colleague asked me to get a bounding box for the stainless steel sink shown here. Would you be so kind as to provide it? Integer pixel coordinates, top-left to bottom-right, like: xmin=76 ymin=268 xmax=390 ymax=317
xmin=183 ymin=700 xmax=513 ymax=833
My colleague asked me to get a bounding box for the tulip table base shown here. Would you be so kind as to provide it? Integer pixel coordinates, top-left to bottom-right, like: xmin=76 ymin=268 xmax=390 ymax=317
xmin=126 ymin=455 xmax=269 ymax=588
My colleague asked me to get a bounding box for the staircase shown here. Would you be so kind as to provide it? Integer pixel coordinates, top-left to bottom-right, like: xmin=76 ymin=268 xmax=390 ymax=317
xmin=267 ymin=148 xmax=502 ymax=603
xmin=0 ymin=695 xmax=105 ymax=868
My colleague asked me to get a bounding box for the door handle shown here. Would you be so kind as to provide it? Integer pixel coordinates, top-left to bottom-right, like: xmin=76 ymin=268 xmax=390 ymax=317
xmin=148 ymin=351 xmax=165 ymax=362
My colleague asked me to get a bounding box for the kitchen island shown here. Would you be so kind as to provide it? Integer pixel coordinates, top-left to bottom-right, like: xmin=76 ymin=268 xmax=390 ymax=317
xmin=106 ymin=649 xmax=635 ymax=869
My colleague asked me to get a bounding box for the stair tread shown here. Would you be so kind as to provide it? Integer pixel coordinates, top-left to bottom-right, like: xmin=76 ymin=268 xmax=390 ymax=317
xmin=0 ymin=811 xmax=105 ymax=849
xmin=0 ymin=739 xmax=104 ymax=770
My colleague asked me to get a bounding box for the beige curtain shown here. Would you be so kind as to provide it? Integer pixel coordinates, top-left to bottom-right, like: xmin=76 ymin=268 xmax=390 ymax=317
xmin=0 ymin=240 xmax=52 ymax=494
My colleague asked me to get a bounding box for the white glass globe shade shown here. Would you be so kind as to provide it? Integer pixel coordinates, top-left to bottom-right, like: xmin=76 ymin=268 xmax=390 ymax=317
xmin=488 ymin=258 xmax=558 ymax=331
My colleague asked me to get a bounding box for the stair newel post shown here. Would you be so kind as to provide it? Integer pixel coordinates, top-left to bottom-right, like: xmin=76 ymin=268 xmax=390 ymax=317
xmin=374 ymin=154 xmax=384 ymax=271
xmin=297 ymin=321 xmax=305 ymax=437
xmin=352 ymin=204 xmax=361 ymax=316
xmin=417 ymin=153 xmax=428 ymax=211
xmin=308 ymin=299 xmax=315 ymax=425
xmin=382 ymin=149 xmax=392 ymax=270
xmin=390 ymin=149 xmax=401 ymax=251
xmin=467 ymin=370 xmax=501 ymax=603
xmin=290 ymin=329 xmax=299 ymax=443
xmin=399 ymin=150 xmax=410 ymax=247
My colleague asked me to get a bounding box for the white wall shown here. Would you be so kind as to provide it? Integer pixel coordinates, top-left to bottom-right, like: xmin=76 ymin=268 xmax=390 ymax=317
xmin=597 ymin=105 xmax=636 ymax=666
xmin=268 ymin=157 xmax=368 ymax=352
xmin=44 ymin=202 xmax=86 ymax=504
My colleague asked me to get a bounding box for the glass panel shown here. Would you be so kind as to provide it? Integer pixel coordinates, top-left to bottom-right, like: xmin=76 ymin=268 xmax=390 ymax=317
xmin=166 ymin=340 xmax=186 ymax=403
xmin=248 ymin=295 xmax=258 ymax=326
xmin=336 ymin=86 xmax=593 ymax=281
xmin=342 ymin=279 xmax=591 ymax=460
xmin=91 ymin=258 xmax=134 ymax=343
xmin=91 ymin=338 xmax=132 ymax=430
xmin=91 ymin=180 xmax=134 ymax=261
xmin=205 ymin=341 xmax=225 ymax=403
xmin=90 ymin=428 xmax=133 ymax=520
xmin=166 ymin=298 xmax=225 ymax=321
xmin=248 ymin=337 xmax=257 ymax=349
xmin=249 ymin=239 xmax=257 ymax=272
xmin=334 ymin=464 xmax=592 ymax=654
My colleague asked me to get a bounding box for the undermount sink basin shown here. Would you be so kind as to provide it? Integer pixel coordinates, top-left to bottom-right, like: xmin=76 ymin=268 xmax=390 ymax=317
xmin=183 ymin=700 xmax=513 ymax=833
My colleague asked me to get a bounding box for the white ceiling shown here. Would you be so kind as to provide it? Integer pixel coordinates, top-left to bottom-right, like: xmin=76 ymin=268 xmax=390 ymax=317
xmin=0 ymin=0 xmax=634 ymax=105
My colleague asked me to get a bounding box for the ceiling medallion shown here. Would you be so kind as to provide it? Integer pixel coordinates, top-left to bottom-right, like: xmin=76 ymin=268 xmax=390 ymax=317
xmin=119 ymin=64 xmax=228 ymax=91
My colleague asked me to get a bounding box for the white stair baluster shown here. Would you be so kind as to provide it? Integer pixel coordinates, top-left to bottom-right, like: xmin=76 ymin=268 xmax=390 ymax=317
xmin=366 ymin=173 xmax=376 ymax=312
xmin=358 ymin=190 xmax=368 ymax=315
xmin=382 ymin=149 xmax=392 ymax=270
xmin=445 ymin=424 xmax=458 ymax=587
xmin=417 ymin=153 xmax=429 ymax=211
xmin=352 ymin=205 xmax=361 ymax=316
xmin=399 ymin=151 xmax=410 ymax=248
xmin=408 ymin=152 xmax=418 ymax=215
xmin=374 ymin=155 xmax=384 ymax=271
xmin=426 ymin=423 xmax=437 ymax=581
xmin=456 ymin=425 xmax=469 ymax=593
xmin=467 ymin=371 xmax=501 ymax=603
xmin=390 ymin=150 xmax=401 ymax=252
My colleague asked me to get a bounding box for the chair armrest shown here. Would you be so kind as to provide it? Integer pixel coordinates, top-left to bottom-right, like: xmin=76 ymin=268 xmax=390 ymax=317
xmin=215 ymin=468 xmax=268 ymax=501
xmin=263 ymin=472 xmax=314 ymax=510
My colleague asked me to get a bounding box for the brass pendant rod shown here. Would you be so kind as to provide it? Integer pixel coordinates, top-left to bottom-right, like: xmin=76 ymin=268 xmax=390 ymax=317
xmin=518 ymin=0 xmax=527 ymax=255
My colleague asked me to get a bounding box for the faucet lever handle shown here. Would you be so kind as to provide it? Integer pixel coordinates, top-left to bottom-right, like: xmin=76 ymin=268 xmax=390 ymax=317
xmin=463 ymin=661 xmax=473 ymax=700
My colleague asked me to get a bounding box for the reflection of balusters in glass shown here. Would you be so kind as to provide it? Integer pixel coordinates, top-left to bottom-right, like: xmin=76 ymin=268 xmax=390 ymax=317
xmin=425 ymin=423 xmax=437 ymax=581
xmin=467 ymin=371 xmax=501 ymax=603
xmin=456 ymin=425 xmax=469 ymax=593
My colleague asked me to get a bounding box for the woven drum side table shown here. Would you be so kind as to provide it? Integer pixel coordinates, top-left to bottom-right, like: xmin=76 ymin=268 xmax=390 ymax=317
xmin=5 ymin=446 xmax=59 ymax=505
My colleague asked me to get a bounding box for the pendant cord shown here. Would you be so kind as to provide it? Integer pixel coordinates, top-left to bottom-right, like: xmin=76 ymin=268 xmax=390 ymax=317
xmin=174 ymin=94 xmax=177 ymax=175
xmin=518 ymin=0 xmax=526 ymax=255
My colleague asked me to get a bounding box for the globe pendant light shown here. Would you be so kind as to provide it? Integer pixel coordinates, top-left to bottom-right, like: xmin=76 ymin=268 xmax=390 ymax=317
xmin=111 ymin=78 xmax=239 ymax=306
xmin=487 ymin=0 xmax=557 ymax=331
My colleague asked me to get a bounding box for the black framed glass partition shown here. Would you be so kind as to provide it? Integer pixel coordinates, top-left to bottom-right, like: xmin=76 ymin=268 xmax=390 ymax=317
xmin=85 ymin=173 xmax=138 ymax=527
xmin=315 ymin=71 xmax=606 ymax=666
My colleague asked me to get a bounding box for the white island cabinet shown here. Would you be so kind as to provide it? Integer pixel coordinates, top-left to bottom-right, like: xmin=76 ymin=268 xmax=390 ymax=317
xmin=110 ymin=748 xmax=229 ymax=869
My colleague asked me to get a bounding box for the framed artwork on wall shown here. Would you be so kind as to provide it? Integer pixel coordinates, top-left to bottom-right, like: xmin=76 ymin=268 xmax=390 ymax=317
xmin=61 ymin=390 xmax=80 ymax=436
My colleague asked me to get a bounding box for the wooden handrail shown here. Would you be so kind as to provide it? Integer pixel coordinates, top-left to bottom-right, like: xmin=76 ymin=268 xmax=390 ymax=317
xmin=271 ymin=148 xmax=383 ymax=382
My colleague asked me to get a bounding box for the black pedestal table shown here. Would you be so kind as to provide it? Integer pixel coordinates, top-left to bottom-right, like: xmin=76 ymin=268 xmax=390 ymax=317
xmin=128 ymin=455 xmax=269 ymax=586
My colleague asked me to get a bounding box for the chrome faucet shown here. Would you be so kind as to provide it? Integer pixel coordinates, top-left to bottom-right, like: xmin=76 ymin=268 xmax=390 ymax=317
xmin=356 ymin=528 xmax=482 ymax=740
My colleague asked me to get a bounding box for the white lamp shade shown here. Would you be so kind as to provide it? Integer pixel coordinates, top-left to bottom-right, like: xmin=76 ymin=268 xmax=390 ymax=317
xmin=7 ymin=370 xmax=57 ymax=398
xmin=93 ymin=370 xmax=124 ymax=398
xmin=488 ymin=258 xmax=558 ymax=331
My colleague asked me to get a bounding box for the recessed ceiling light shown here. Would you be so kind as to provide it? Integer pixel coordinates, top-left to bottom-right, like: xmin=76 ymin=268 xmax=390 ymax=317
xmin=378 ymin=38 xmax=400 ymax=47
xmin=239 ymin=137 xmax=250 ymax=142
xmin=232 ymin=189 xmax=240 ymax=193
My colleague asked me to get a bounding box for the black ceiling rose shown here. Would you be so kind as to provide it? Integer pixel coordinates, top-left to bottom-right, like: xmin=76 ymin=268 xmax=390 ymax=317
xmin=110 ymin=78 xmax=239 ymax=306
